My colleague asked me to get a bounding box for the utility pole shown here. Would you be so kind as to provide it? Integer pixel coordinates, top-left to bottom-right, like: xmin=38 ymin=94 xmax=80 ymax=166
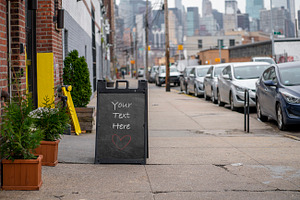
xmin=145 ymin=0 xmax=149 ymax=80
xmin=164 ymin=0 xmax=170 ymax=92
xmin=135 ymin=25 xmax=138 ymax=79
xmin=270 ymin=0 xmax=274 ymax=58
xmin=130 ymin=31 xmax=134 ymax=77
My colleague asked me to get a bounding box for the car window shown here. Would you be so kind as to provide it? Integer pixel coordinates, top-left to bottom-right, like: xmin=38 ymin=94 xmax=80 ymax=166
xmin=234 ymin=65 xmax=269 ymax=79
xmin=222 ymin=66 xmax=229 ymax=76
xmin=279 ymin=66 xmax=300 ymax=86
xmin=170 ymin=67 xmax=178 ymax=72
xmin=214 ymin=66 xmax=226 ymax=77
xmin=207 ymin=67 xmax=213 ymax=77
xmin=190 ymin=68 xmax=195 ymax=76
xmin=196 ymin=68 xmax=209 ymax=77
xmin=160 ymin=66 xmax=166 ymax=73
xmin=269 ymin=67 xmax=278 ymax=84
xmin=262 ymin=68 xmax=271 ymax=81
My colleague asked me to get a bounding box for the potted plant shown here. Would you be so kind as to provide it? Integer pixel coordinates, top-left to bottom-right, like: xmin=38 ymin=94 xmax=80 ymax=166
xmin=0 ymin=93 xmax=44 ymax=190
xmin=63 ymin=50 xmax=94 ymax=133
xmin=30 ymin=96 xmax=70 ymax=166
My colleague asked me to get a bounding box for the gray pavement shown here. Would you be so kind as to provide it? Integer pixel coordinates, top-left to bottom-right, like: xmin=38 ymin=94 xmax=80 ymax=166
xmin=1 ymin=77 xmax=300 ymax=200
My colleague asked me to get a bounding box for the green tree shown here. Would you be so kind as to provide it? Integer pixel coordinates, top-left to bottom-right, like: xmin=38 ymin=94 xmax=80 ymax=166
xmin=63 ymin=50 xmax=92 ymax=107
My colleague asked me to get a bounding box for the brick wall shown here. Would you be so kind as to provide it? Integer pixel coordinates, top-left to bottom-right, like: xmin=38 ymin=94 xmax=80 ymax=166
xmin=37 ymin=0 xmax=63 ymax=88
xmin=0 ymin=0 xmax=7 ymax=119
xmin=10 ymin=0 xmax=26 ymax=94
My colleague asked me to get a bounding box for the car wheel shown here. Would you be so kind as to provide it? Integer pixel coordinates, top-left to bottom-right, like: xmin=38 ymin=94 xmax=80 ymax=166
xmin=256 ymin=99 xmax=268 ymax=122
xmin=156 ymin=79 xmax=161 ymax=87
xmin=204 ymin=87 xmax=209 ymax=100
xmin=230 ymin=92 xmax=237 ymax=111
xmin=211 ymin=89 xmax=217 ymax=104
xmin=194 ymin=86 xmax=199 ymax=97
xmin=217 ymin=90 xmax=225 ymax=106
xmin=187 ymin=86 xmax=191 ymax=95
xmin=277 ymin=103 xmax=287 ymax=131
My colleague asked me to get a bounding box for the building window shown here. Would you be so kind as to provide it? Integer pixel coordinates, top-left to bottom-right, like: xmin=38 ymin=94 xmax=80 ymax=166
xmin=198 ymin=40 xmax=202 ymax=49
xmin=218 ymin=39 xmax=224 ymax=48
xmin=229 ymin=39 xmax=235 ymax=47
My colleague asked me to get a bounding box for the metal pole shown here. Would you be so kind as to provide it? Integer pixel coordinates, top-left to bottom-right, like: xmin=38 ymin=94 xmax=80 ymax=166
xmin=270 ymin=0 xmax=274 ymax=58
xmin=164 ymin=0 xmax=170 ymax=92
xmin=219 ymin=40 xmax=221 ymax=63
xmin=145 ymin=0 xmax=149 ymax=80
xmin=135 ymin=24 xmax=138 ymax=79
xmin=247 ymin=90 xmax=250 ymax=133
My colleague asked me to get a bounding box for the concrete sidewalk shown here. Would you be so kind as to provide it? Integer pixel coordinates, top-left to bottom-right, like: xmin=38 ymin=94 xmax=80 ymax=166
xmin=0 ymin=77 xmax=299 ymax=200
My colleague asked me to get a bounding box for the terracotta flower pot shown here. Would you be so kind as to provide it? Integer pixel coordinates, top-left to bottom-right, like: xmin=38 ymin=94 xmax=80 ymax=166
xmin=34 ymin=140 xmax=60 ymax=166
xmin=1 ymin=155 xmax=43 ymax=190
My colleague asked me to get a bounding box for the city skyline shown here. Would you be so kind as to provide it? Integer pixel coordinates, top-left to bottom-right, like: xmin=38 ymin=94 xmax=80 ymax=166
xmin=116 ymin=0 xmax=300 ymax=19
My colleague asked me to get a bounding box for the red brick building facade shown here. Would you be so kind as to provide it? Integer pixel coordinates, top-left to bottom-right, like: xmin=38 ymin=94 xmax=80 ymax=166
xmin=0 ymin=0 xmax=63 ymax=120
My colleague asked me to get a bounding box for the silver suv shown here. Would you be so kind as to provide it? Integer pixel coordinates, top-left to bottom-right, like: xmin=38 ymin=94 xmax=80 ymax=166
xmin=155 ymin=65 xmax=181 ymax=86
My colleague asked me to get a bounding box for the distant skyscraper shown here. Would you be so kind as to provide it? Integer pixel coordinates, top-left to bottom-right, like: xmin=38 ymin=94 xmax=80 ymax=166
xmin=202 ymin=0 xmax=213 ymax=17
xmin=119 ymin=0 xmax=149 ymax=28
xmin=237 ymin=13 xmax=250 ymax=31
xmin=212 ymin=9 xmax=223 ymax=30
xmin=187 ymin=7 xmax=200 ymax=36
xmin=246 ymin=0 xmax=264 ymax=19
xmin=272 ymin=0 xmax=295 ymax=21
xmin=175 ymin=0 xmax=183 ymax=12
xmin=260 ymin=7 xmax=294 ymax=37
xmin=224 ymin=0 xmax=238 ymax=31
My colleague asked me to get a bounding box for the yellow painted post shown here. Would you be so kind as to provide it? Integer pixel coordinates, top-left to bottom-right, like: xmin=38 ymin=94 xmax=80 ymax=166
xmin=37 ymin=53 xmax=55 ymax=107
xmin=62 ymin=85 xmax=81 ymax=135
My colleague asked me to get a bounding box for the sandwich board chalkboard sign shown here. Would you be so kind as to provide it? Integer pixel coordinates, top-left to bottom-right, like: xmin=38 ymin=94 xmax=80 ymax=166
xmin=95 ymin=80 xmax=148 ymax=164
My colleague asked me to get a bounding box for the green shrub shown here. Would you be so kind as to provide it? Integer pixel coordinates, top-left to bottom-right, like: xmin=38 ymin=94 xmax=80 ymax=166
xmin=63 ymin=50 xmax=92 ymax=107
xmin=0 ymin=94 xmax=43 ymax=160
xmin=29 ymin=96 xmax=70 ymax=142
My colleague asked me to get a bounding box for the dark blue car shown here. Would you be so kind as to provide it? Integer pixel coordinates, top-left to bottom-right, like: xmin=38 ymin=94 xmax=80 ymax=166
xmin=256 ymin=62 xmax=300 ymax=130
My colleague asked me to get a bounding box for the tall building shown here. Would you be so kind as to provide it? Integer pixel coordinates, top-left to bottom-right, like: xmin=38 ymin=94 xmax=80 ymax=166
xmin=224 ymin=0 xmax=238 ymax=31
xmin=272 ymin=0 xmax=295 ymax=21
xmin=212 ymin=9 xmax=224 ymax=30
xmin=202 ymin=0 xmax=213 ymax=17
xmin=187 ymin=7 xmax=200 ymax=36
xmin=260 ymin=7 xmax=294 ymax=37
xmin=119 ymin=0 xmax=149 ymax=29
xmin=237 ymin=13 xmax=250 ymax=31
xmin=175 ymin=0 xmax=183 ymax=12
xmin=246 ymin=0 xmax=264 ymax=19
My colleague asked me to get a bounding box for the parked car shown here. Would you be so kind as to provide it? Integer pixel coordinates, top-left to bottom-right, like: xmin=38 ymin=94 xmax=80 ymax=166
xmin=217 ymin=62 xmax=270 ymax=110
xmin=155 ymin=65 xmax=181 ymax=86
xmin=256 ymin=61 xmax=300 ymax=130
xmin=148 ymin=66 xmax=158 ymax=83
xmin=251 ymin=57 xmax=276 ymax=64
xmin=203 ymin=63 xmax=228 ymax=103
xmin=138 ymin=68 xmax=144 ymax=77
xmin=179 ymin=66 xmax=193 ymax=93
xmin=186 ymin=65 xmax=210 ymax=97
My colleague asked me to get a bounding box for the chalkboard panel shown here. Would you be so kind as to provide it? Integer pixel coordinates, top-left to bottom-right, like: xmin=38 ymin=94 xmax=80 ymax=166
xmin=95 ymin=80 xmax=148 ymax=164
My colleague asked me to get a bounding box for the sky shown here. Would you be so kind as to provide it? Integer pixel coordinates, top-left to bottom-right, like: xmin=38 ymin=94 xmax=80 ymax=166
xmin=116 ymin=0 xmax=300 ymax=18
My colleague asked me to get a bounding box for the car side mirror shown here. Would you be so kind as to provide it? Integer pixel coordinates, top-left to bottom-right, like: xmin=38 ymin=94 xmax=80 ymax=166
xmin=205 ymin=74 xmax=211 ymax=78
xmin=223 ymin=74 xmax=230 ymax=80
xmin=189 ymin=74 xmax=195 ymax=78
xmin=264 ymin=80 xmax=277 ymax=87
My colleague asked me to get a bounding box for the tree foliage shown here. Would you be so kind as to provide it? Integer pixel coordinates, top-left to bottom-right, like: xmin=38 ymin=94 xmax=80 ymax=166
xmin=63 ymin=50 xmax=92 ymax=107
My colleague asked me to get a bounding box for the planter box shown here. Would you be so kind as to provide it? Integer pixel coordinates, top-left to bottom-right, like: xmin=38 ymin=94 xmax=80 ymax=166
xmin=1 ymin=155 xmax=43 ymax=190
xmin=72 ymin=106 xmax=95 ymax=133
xmin=35 ymin=140 xmax=60 ymax=166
